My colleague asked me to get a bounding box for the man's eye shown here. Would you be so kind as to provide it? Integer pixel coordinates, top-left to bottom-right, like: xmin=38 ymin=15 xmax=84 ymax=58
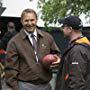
xmin=30 ymin=19 xmax=34 ymax=21
xmin=24 ymin=20 xmax=29 ymax=22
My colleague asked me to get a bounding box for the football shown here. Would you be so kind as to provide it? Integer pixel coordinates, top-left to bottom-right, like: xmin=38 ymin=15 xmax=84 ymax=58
xmin=42 ymin=54 xmax=57 ymax=65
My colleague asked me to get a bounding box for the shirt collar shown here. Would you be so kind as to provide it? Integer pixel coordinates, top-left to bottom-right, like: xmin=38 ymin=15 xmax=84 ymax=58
xmin=24 ymin=29 xmax=37 ymax=37
xmin=20 ymin=28 xmax=44 ymax=40
xmin=33 ymin=29 xmax=37 ymax=37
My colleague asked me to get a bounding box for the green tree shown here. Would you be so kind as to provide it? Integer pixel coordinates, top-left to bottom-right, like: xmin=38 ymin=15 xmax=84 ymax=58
xmin=37 ymin=0 xmax=90 ymax=26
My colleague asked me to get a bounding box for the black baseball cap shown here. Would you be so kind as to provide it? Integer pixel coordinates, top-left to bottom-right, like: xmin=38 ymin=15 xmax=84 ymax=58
xmin=58 ymin=16 xmax=83 ymax=30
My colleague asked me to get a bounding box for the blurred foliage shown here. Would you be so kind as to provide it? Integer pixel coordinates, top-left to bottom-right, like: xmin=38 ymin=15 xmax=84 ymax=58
xmin=37 ymin=0 xmax=90 ymax=26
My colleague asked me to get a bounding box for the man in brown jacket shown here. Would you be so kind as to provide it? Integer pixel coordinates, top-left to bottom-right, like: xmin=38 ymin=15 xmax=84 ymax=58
xmin=5 ymin=9 xmax=60 ymax=90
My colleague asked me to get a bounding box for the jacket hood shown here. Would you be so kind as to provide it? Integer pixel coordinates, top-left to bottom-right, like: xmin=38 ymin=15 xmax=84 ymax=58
xmin=75 ymin=37 xmax=90 ymax=45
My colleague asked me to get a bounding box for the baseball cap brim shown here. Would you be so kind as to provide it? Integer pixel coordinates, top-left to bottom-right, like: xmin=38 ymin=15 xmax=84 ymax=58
xmin=58 ymin=18 xmax=67 ymax=27
xmin=58 ymin=16 xmax=83 ymax=30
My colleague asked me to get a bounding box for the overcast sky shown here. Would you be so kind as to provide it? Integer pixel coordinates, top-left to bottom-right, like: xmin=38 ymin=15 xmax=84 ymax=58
xmin=2 ymin=0 xmax=39 ymax=17
xmin=2 ymin=0 xmax=44 ymax=26
xmin=1 ymin=0 xmax=90 ymax=26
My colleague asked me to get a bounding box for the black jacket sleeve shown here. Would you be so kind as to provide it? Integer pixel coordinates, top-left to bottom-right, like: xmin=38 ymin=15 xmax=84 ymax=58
xmin=68 ymin=45 xmax=88 ymax=90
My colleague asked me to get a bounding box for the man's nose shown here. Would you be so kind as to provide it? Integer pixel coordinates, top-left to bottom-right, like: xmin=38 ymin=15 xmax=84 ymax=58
xmin=28 ymin=21 xmax=32 ymax=25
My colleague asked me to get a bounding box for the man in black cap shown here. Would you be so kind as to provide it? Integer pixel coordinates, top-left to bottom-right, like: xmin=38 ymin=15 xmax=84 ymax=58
xmin=55 ymin=16 xmax=90 ymax=90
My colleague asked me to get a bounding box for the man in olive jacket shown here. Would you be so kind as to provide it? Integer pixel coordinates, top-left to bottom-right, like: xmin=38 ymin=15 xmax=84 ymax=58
xmin=5 ymin=9 xmax=60 ymax=90
xmin=56 ymin=16 xmax=90 ymax=90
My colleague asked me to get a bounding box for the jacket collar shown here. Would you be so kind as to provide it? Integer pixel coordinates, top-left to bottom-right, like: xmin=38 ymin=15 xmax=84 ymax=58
xmin=62 ymin=36 xmax=90 ymax=56
xmin=75 ymin=37 xmax=90 ymax=45
xmin=20 ymin=28 xmax=44 ymax=40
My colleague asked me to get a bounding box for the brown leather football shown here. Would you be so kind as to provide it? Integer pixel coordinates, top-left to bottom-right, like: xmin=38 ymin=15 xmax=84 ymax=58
xmin=42 ymin=54 xmax=57 ymax=65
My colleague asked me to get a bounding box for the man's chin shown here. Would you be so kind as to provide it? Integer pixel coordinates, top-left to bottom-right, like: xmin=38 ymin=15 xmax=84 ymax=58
xmin=64 ymin=35 xmax=69 ymax=39
xmin=26 ymin=28 xmax=35 ymax=33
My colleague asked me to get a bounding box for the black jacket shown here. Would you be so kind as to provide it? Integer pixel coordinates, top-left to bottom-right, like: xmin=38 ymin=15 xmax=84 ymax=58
xmin=56 ymin=37 xmax=90 ymax=90
xmin=0 ymin=31 xmax=17 ymax=50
